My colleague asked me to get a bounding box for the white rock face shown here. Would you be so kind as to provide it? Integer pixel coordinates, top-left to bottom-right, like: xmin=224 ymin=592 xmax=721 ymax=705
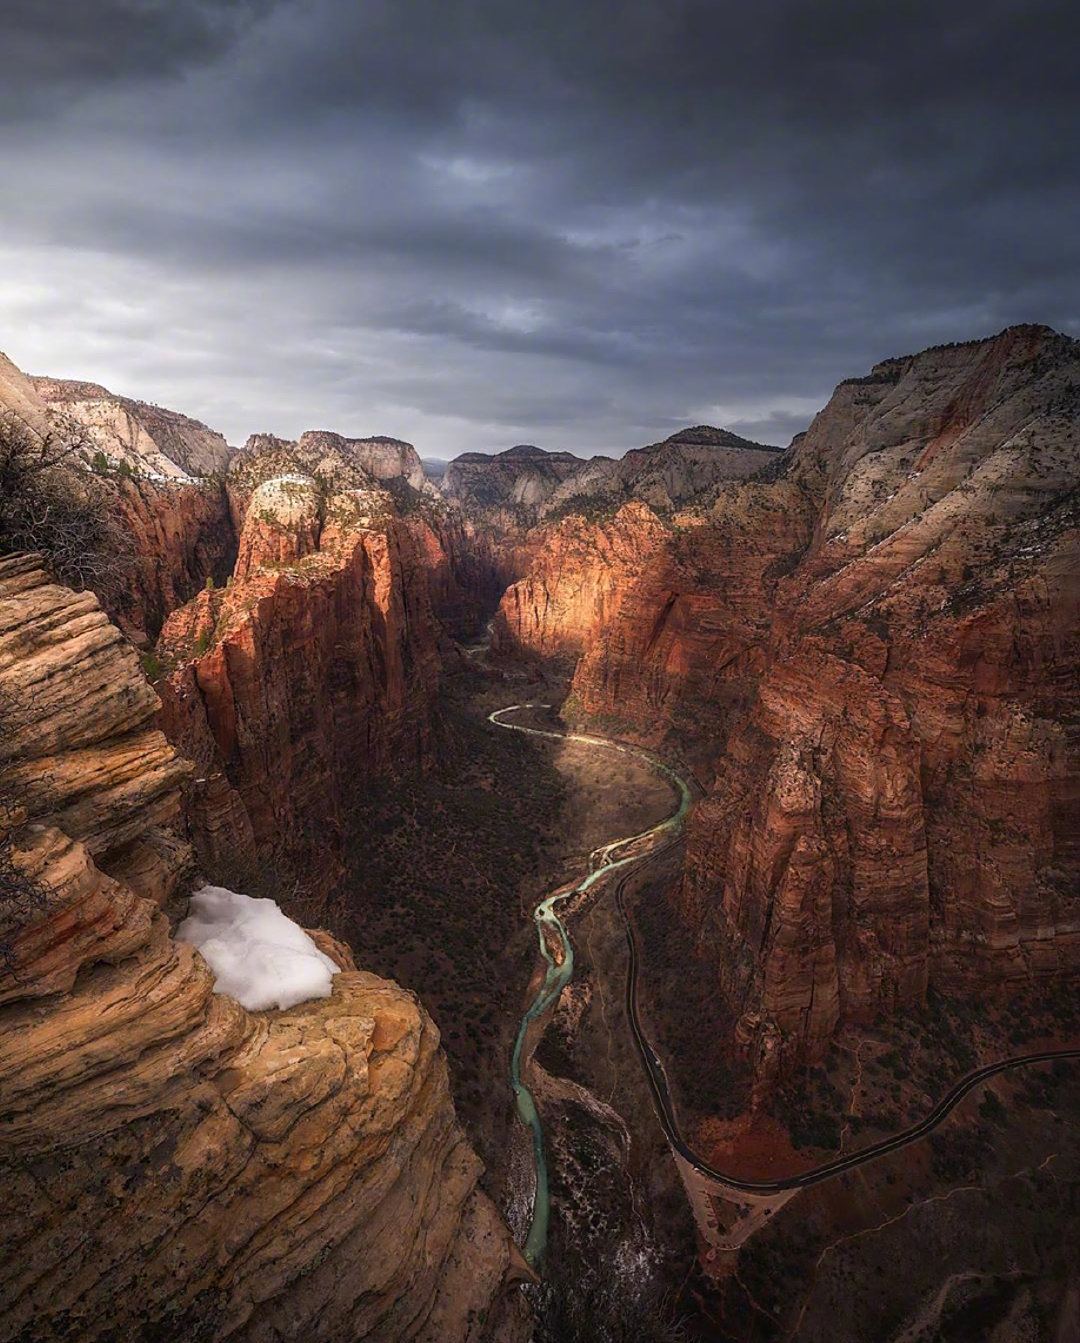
xmin=294 ymin=430 xmax=427 ymax=490
xmin=29 ymin=375 xmax=233 ymax=478
xmin=176 ymin=884 xmax=340 ymax=1011
xmin=441 ymin=430 xmax=782 ymax=524
xmin=249 ymin=473 xmax=322 ymax=526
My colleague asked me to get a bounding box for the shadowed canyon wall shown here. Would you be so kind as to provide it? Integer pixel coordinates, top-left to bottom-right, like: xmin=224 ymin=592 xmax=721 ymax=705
xmin=480 ymin=325 xmax=1080 ymax=1080
xmin=155 ymin=431 xmax=501 ymax=916
xmin=0 ymin=553 xmax=526 ymax=1342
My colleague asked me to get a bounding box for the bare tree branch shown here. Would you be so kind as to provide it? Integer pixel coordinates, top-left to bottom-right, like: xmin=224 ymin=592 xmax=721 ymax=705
xmin=0 ymin=413 xmax=128 ymax=599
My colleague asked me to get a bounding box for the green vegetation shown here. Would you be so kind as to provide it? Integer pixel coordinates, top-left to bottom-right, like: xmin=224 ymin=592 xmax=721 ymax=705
xmin=336 ymin=689 xmax=567 ymax=1138
xmin=633 ymin=880 xmax=748 ymax=1123
xmin=978 ymin=1088 xmax=1006 ymax=1124
xmin=775 ymin=1067 xmax=845 ymax=1151
xmin=544 ymin=490 xmax=625 ymax=524
xmin=140 ymin=650 xmax=164 ymax=681
xmin=532 ymin=1258 xmax=690 ymax=1343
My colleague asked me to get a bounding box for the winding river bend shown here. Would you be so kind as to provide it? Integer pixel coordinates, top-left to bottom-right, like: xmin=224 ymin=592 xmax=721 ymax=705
xmin=489 ymin=703 xmax=692 ymax=1266
xmin=489 ymin=701 xmax=1080 ymax=1267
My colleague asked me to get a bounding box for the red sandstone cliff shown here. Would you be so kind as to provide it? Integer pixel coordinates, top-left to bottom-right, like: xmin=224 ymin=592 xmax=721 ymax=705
xmin=492 ymin=326 xmax=1080 ymax=1074
xmin=156 ymin=447 xmax=450 ymax=915
xmin=1 ymin=352 xmax=237 ymax=642
xmin=105 ymin=476 xmax=236 ymax=642
xmin=492 ymin=501 xmax=670 ymax=661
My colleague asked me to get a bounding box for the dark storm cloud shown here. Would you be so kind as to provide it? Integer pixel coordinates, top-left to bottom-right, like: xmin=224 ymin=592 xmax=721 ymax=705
xmin=0 ymin=0 xmax=275 ymax=116
xmin=1 ymin=0 xmax=1078 ymax=455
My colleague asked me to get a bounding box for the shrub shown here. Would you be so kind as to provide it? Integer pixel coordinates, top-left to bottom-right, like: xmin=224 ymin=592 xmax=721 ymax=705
xmin=140 ymin=650 xmax=164 ymax=681
xmin=0 ymin=687 xmax=48 ymax=971
xmin=0 ymin=414 xmax=126 ymax=598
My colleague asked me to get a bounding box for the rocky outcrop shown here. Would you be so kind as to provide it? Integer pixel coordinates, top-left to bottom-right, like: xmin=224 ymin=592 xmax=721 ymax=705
xmin=545 ymin=425 xmax=781 ymax=516
xmin=488 ymin=435 xmax=795 ymax=671
xmin=509 ymin=326 xmax=1080 ymax=1075
xmin=682 ymin=650 xmax=931 ymax=1069
xmin=0 ymin=553 xmax=191 ymax=894
xmin=486 ymin=433 xmax=793 ymax=673
xmin=1 ymin=354 xmax=237 ymax=642
xmin=228 ymin=430 xmax=427 ymax=514
xmin=442 ymin=428 xmax=780 ymax=534
xmin=0 ymin=555 xmax=526 ymax=1341
xmin=105 ymin=476 xmax=237 ymax=643
xmin=570 ymin=479 xmax=814 ymax=747
xmin=30 ymin=375 xmax=233 ymax=478
xmin=442 ymin=443 xmax=586 ymax=530
xmin=158 ymin=449 xmax=445 ymax=914
xmin=0 ymin=352 xmax=51 ymax=438
xmin=401 ymin=509 xmax=507 ymax=639
xmin=492 ymin=502 xmax=670 ymax=661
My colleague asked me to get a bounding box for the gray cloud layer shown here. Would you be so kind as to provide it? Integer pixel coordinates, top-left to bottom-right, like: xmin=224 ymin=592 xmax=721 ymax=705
xmin=2 ymin=1 xmax=1078 ymax=454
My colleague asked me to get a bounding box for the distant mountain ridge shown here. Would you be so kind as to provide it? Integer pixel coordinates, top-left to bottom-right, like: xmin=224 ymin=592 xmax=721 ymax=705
xmin=441 ymin=426 xmax=780 ymax=525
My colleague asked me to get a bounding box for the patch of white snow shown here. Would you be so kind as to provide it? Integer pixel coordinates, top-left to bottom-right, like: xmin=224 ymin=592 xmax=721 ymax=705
xmin=176 ymin=884 xmax=339 ymax=1011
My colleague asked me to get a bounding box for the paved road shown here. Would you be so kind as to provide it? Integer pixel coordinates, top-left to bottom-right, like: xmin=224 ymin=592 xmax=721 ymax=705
xmin=614 ymin=854 xmax=1080 ymax=1192
xmin=492 ymin=701 xmax=1079 ymax=1223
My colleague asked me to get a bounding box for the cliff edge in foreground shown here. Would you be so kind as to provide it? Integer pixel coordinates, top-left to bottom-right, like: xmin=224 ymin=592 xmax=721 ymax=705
xmin=0 ymin=554 xmax=526 ymax=1342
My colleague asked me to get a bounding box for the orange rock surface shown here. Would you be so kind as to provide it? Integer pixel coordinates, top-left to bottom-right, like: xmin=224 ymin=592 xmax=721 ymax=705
xmin=491 ymin=326 xmax=1080 ymax=1074
xmin=0 ymin=555 xmax=526 ymax=1342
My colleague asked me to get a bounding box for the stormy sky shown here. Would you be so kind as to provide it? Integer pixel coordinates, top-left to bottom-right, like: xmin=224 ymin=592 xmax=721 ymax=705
xmin=2 ymin=2 xmax=1078 ymax=457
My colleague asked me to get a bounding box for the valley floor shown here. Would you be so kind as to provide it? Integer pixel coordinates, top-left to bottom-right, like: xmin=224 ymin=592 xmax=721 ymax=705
xmin=318 ymin=646 xmax=1079 ymax=1342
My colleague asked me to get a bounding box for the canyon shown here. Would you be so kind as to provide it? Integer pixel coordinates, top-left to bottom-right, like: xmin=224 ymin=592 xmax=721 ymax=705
xmin=0 ymin=554 xmax=528 ymax=1342
xmin=494 ymin=325 xmax=1080 ymax=1081
xmin=0 ymin=324 xmax=1077 ymax=1341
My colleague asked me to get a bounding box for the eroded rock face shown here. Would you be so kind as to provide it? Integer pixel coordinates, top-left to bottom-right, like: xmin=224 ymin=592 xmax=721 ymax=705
xmin=0 ymin=831 xmax=523 ymax=1343
xmin=442 ymin=443 xmax=587 ymax=530
xmin=0 ymin=355 xmax=237 ymax=642
xmin=546 ymin=425 xmax=782 ymax=516
xmin=492 ymin=502 xmax=670 ymax=661
xmin=30 ymin=375 xmax=233 ymax=479
xmin=0 ymin=558 xmax=526 ymax=1342
xmin=228 ymin=430 xmax=426 ymax=513
xmin=105 ymin=476 xmax=237 ymax=642
xmin=486 ymin=432 xmax=794 ymax=675
xmin=0 ymin=553 xmax=190 ymax=887
xmin=500 ymin=326 xmax=1080 ymax=1075
xmin=0 ymin=352 xmax=51 ymax=438
xmin=441 ymin=428 xmax=781 ymax=534
xmin=158 ymin=454 xmax=445 ymax=913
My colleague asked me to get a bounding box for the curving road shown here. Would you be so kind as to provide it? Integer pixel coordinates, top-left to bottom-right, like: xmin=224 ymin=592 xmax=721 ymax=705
xmin=491 ymin=702 xmax=1079 ymax=1250
xmin=614 ymin=857 xmax=1080 ymax=1192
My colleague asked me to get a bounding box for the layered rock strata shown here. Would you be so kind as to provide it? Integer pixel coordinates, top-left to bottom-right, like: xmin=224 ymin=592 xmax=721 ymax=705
xmin=492 ymin=501 xmax=670 ymax=661
xmin=545 ymin=424 xmax=781 ymax=515
xmin=0 ymin=554 xmax=525 ymax=1341
xmin=1 ymin=353 xmax=237 ymax=641
xmin=157 ymin=446 xmax=446 ymax=913
xmin=492 ymin=326 xmax=1080 ymax=1074
xmin=441 ymin=443 xmax=586 ymax=530
xmin=441 ymin=427 xmax=780 ymax=534
xmin=30 ymin=374 xmax=233 ymax=478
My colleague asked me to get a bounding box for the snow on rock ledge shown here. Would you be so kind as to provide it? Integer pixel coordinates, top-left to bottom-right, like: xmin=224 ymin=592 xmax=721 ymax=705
xmin=176 ymin=883 xmax=339 ymax=1010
